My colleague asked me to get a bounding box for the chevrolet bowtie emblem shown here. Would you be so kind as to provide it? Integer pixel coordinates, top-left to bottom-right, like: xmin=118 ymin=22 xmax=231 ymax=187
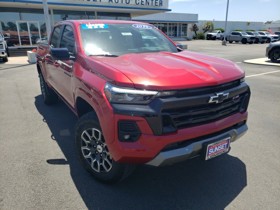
xmin=209 ymin=92 xmax=229 ymax=104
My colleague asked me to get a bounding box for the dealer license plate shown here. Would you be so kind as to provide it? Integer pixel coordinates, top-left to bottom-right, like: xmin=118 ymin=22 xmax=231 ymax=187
xmin=205 ymin=137 xmax=231 ymax=160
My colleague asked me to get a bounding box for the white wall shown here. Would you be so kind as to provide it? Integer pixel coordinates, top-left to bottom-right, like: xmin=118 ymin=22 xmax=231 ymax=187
xmin=198 ymin=20 xmax=269 ymax=33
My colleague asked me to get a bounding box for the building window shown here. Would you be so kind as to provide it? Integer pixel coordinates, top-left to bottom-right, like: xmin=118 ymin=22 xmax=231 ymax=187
xmin=53 ymin=10 xmax=96 ymax=22
xmin=181 ymin=24 xmax=188 ymax=37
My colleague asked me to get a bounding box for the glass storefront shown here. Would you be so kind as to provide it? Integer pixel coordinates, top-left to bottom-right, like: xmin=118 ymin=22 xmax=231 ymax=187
xmin=0 ymin=7 xmax=131 ymax=47
xmin=0 ymin=6 xmax=190 ymax=47
xmin=151 ymin=22 xmax=188 ymax=38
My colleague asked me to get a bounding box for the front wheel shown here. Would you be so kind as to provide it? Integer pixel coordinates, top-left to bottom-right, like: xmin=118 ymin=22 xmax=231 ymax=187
xmin=38 ymin=73 xmax=58 ymax=105
xmin=2 ymin=56 xmax=8 ymax=62
xmin=241 ymin=39 xmax=247 ymax=44
xmin=75 ymin=112 xmax=135 ymax=183
xmin=270 ymin=48 xmax=280 ymax=63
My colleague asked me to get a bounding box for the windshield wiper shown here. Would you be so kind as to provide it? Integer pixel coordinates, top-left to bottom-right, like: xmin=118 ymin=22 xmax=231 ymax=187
xmin=89 ymin=54 xmax=118 ymax=57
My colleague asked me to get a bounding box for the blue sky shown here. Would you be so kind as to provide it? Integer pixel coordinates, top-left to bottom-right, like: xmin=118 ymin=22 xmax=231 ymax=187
xmin=169 ymin=0 xmax=280 ymax=22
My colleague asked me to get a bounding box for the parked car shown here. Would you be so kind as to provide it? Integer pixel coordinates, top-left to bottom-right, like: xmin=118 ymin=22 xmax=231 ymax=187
xmin=0 ymin=32 xmax=8 ymax=62
xmin=274 ymin=32 xmax=280 ymax=41
xmin=36 ymin=20 xmax=251 ymax=183
xmin=206 ymin=30 xmax=224 ymax=40
xmin=257 ymin=31 xmax=279 ymax=43
xmin=266 ymin=41 xmax=280 ymax=62
xmin=246 ymin=31 xmax=267 ymax=44
xmin=226 ymin=31 xmax=255 ymax=44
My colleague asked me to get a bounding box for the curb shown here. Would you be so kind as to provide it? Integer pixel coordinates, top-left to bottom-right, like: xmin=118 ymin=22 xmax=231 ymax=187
xmin=243 ymin=58 xmax=280 ymax=67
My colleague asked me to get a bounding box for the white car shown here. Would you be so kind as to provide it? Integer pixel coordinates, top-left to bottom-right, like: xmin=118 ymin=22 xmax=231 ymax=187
xmin=0 ymin=32 xmax=9 ymax=62
xmin=206 ymin=30 xmax=224 ymax=40
xmin=257 ymin=31 xmax=279 ymax=43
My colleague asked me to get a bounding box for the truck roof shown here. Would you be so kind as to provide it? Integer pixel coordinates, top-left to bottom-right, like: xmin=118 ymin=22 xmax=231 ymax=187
xmin=56 ymin=19 xmax=149 ymax=26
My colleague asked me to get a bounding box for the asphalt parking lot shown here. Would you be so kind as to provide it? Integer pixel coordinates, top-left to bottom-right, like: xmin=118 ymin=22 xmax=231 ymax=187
xmin=0 ymin=40 xmax=280 ymax=210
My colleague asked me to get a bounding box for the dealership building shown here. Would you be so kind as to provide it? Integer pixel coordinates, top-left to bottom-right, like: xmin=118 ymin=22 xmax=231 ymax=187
xmin=0 ymin=0 xmax=198 ymax=47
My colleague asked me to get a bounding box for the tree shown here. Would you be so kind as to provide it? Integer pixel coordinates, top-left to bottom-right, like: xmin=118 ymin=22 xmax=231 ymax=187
xmin=191 ymin=24 xmax=199 ymax=36
xmin=202 ymin=21 xmax=214 ymax=33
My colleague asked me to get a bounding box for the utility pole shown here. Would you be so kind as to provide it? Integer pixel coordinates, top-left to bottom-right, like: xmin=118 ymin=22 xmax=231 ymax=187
xmin=43 ymin=0 xmax=52 ymax=40
xmin=222 ymin=0 xmax=229 ymax=46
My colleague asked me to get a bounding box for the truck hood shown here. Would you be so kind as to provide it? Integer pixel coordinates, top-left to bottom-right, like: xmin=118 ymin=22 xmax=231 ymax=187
xmin=207 ymin=32 xmax=218 ymax=35
xmin=92 ymin=51 xmax=244 ymax=90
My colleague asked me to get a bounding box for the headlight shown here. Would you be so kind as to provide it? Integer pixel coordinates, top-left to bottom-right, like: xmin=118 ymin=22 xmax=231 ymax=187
xmin=104 ymin=83 xmax=158 ymax=104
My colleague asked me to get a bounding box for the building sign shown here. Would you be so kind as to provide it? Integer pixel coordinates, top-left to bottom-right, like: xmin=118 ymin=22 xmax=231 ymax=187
xmin=24 ymin=0 xmax=168 ymax=9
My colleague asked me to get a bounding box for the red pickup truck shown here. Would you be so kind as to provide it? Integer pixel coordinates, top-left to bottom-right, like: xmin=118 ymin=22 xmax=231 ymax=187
xmin=36 ymin=20 xmax=250 ymax=183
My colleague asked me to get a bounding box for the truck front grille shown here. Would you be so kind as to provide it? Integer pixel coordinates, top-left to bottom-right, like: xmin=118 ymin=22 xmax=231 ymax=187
xmin=143 ymin=80 xmax=251 ymax=135
xmin=162 ymin=92 xmax=249 ymax=129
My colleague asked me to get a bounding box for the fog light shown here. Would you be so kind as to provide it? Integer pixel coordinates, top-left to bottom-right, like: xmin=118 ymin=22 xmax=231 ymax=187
xmin=118 ymin=120 xmax=141 ymax=142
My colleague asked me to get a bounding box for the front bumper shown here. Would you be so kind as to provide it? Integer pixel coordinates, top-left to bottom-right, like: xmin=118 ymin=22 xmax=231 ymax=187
xmin=146 ymin=123 xmax=247 ymax=166
xmin=100 ymin=81 xmax=250 ymax=164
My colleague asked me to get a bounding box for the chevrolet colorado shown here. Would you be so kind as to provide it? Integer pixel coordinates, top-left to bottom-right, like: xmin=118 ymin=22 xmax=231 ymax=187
xmin=36 ymin=20 xmax=251 ymax=183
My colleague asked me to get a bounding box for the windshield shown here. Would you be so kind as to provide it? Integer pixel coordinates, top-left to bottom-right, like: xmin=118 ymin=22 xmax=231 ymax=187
xmin=80 ymin=23 xmax=177 ymax=56
xmin=246 ymin=32 xmax=253 ymax=35
xmin=241 ymin=32 xmax=248 ymax=35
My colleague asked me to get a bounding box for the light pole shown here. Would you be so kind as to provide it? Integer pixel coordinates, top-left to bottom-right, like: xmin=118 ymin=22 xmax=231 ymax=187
xmin=43 ymin=0 xmax=52 ymax=40
xmin=222 ymin=0 xmax=229 ymax=46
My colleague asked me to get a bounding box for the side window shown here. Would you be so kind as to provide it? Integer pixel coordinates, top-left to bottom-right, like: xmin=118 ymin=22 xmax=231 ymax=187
xmin=60 ymin=25 xmax=75 ymax=54
xmin=50 ymin=26 xmax=61 ymax=48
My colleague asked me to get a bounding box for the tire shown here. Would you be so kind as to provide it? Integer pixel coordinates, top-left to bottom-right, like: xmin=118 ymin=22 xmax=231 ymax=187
xmin=241 ymin=39 xmax=247 ymax=44
xmin=229 ymin=41 xmax=233 ymax=43
xmin=2 ymin=56 xmax=8 ymax=62
xmin=269 ymin=48 xmax=280 ymax=63
xmin=255 ymin=38 xmax=259 ymax=44
xmin=38 ymin=73 xmax=58 ymax=105
xmin=213 ymin=36 xmax=216 ymax=40
xmin=75 ymin=112 xmax=135 ymax=183
xmin=266 ymin=38 xmax=271 ymax=43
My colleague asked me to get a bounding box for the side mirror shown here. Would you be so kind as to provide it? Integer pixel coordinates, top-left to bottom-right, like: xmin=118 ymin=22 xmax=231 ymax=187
xmin=176 ymin=43 xmax=184 ymax=51
xmin=51 ymin=48 xmax=70 ymax=60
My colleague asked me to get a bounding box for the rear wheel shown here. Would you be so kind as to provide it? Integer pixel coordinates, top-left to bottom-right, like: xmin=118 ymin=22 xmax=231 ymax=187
xmin=270 ymin=48 xmax=280 ymax=63
xmin=38 ymin=73 xmax=58 ymax=105
xmin=241 ymin=39 xmax=247 ymax=44
xmin=75 ymin=112 xmax=135 ymax=183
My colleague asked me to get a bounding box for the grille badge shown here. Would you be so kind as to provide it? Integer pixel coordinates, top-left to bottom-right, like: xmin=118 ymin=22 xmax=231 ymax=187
xmin=209 ymin=92 xmax=229 ymax=104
